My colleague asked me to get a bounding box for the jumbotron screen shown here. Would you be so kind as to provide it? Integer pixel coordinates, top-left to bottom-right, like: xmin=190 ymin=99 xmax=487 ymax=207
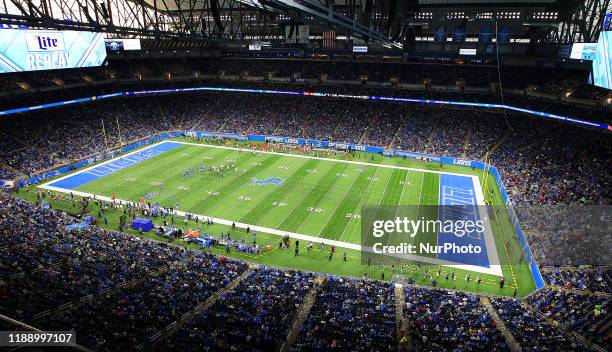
xmin=569 ymin=42 xmax=597 ymax=60
xmin=592 ymin=31 xmax=612 ymax=90
xmin=0 ymin=28 xmax=106 ymax=73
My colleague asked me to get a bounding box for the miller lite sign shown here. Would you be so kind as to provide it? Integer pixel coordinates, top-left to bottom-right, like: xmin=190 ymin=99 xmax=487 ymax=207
xmin=26 ymin=32 xmax=66 ymax=51
xmin=25 ymin=32 xmax=71 ymax=70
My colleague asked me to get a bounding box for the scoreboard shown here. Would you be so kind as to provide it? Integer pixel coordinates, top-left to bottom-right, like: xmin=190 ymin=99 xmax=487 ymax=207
xmin=592 ymin=31 xmax=611 ymax=90
xmin=0 ymin=29 xmax=106 ymax=73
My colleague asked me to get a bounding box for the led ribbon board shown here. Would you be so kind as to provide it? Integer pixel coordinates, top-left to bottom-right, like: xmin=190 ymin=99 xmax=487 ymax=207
xmin=0 ymin=87 xmax=609 ymax=131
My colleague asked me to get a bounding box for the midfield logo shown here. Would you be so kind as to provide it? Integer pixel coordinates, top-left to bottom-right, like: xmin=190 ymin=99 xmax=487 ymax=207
xmin=251 ymin=177 xmax=285 ymax=186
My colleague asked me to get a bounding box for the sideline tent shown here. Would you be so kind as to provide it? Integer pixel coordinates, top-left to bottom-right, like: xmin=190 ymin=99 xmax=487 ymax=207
xmin=131 ymin=218 xmax=153 ymax=232
xmin=186 ymin=230 xmax=200 ymax=238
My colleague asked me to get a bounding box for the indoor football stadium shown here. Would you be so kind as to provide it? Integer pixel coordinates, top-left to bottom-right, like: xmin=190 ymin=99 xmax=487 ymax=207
xmin=0 ymin=0 xmax=610 ymax=351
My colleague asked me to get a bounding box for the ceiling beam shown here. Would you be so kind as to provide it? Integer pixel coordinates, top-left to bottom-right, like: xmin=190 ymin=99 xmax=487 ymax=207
xmin=272 ymin=0 xmax=402 ymax=48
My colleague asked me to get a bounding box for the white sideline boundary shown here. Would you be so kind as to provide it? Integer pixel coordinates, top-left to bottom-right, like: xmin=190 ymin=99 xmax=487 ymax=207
xmin=39 ymin=140 xmax=504 ymax=276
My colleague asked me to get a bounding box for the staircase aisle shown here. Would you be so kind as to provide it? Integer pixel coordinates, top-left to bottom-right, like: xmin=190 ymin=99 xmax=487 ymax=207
xmin=280 ymin=276 xmax=325 ymax=352
xmin=394 ymin=284 xmax=412 ymax=351
xmin=481 ymin=296 xmax=522 ymax=352
xmin=137 ymin=268 xmax=254 ymax=349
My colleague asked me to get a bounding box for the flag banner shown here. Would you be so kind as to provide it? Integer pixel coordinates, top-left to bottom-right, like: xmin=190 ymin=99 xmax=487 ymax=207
xmin=298 ymin=25 xmax=310 ymax=43
xmin=323 ymin=30 xmax=336 ymax=48
xmin=434 ymin=26 xmax=447 ymax=42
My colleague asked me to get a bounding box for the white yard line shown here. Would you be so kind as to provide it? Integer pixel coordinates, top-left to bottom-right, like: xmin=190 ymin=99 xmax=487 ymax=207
xmin=42 ymin=140 xmax=473 ymax=189
xmin=187 ymin=154 xmax=281 ymax=213
xmin=417 ymin=170 xmax=426 ymax=204
xmin=395 ymin=171 xmax=409 ymax=216
xmin=295 ymin=167 xmax=355 ymax=234
xmin=375 ymin=170 xmax=394 ymax=208
xmin=238 ymin=159 xmax=317 ymax=226
xmin=274 ymin=183 xmax=318 ymax=231
xmin=285 ymin=163 xmax=348 ymax=233
xmin=336 ymin=169 xmax=380 ymax=241
xmin=384 ymin=171 xmax=410 ymax=249
xmin=414 ymin=171 xmax=425 ymax=232
xmin=176 ymin=141 xmax=475 ymax=177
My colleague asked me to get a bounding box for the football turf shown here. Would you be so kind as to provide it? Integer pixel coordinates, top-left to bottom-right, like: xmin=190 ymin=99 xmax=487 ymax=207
xmin=75 ymin=143 xmax=443 ymax=246
xmin=32 ymin=138 xmax=537 ymax=297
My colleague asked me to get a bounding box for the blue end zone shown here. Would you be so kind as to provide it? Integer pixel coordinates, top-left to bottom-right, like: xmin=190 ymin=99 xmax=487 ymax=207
xmin=438 ymin=174 xmax=490 ymax=268
xmin=48 ymin=142 xmax=182 ymax=190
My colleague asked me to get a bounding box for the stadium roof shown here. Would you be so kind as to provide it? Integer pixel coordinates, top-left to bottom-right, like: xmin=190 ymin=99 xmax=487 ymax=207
xmin=0 ymin=0 xmax=607 ymax=46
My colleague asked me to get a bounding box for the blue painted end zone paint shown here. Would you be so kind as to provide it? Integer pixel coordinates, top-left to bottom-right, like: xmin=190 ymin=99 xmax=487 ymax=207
xmin=438 ymin=174 xmax=490 ymax=268
xmin=48 ymin=141 xmax=182 ymax=190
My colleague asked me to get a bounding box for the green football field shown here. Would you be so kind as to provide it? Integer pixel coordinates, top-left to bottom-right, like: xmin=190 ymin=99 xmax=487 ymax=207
xmin=74 ymin=142 xmax=443 ymax=246
xmin=34 ymin=138 xmax=538 ymax=296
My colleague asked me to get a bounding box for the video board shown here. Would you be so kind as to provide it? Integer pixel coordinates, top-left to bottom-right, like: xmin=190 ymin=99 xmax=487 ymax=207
xmin=0 ymin=29 xmax=106 ymax=73
xmin=570 ymin=42 xmax=598 ymax=60
xmin=592 ymin=31 xmax=612 ymax=90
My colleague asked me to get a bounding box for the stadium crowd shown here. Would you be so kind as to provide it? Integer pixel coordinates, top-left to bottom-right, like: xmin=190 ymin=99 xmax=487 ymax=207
xmin=543 ymin=267 xmax=612 ymax=294
xmin=404 ymin=286 xmax=509 ymax=351
xmin=527 ymin=288 xmax=610 ymax=349
xmin=0 ymin=192 xmax=189 ymax=319
xmin=3 ymin=57 xmax=606 ymax=98
xmin=0 ymin=188 xmax=609 ymax=351
xmin=157 ymin=268 xmax=314 ymax=351
xmin=42 ymin=254 xmax=246 ymax=349
xmin=491 ymin=297 xmax=592 ymax=351
xmin=293 ymin=276 xmax=397 ymax=351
